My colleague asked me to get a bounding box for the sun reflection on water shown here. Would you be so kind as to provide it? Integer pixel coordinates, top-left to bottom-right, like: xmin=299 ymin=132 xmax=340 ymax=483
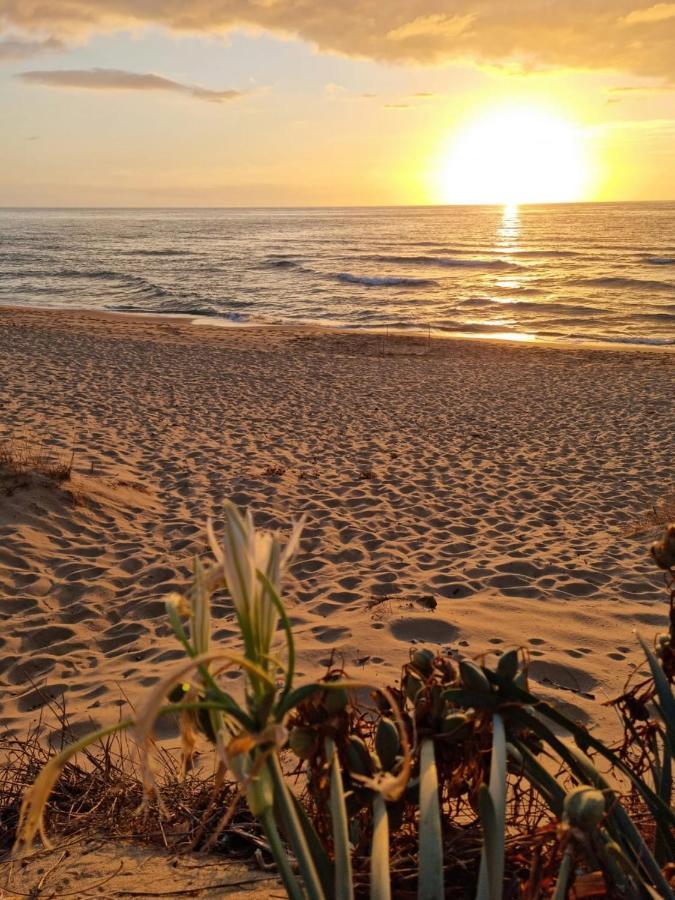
xmin=497 ymin=203 xmax=520 ymax=247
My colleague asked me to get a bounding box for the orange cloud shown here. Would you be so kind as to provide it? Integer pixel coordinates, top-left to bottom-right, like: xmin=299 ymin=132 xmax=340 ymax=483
xmin=2 ymin=1 xmax=675 ymax=79
xmin=622 ymin=3 xmax=675 ymax=24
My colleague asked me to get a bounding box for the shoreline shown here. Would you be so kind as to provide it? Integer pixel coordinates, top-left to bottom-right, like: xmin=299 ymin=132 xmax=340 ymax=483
xmin=1 ymin=302 xmax=673 ymax=355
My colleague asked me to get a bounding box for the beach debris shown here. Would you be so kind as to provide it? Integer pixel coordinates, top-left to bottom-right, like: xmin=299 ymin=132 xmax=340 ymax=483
xmin=414 ymin=595 xmax=438 ymax=611
xmin=652 ymin=524 xmax=675 ymax=570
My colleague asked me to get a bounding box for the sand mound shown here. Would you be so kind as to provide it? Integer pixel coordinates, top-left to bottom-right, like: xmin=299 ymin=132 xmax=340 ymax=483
xmin=0 ymin=467 xmax=168 ymax=737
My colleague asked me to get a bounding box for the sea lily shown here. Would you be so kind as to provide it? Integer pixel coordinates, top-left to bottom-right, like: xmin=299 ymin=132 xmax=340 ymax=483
xmin=207 ymin=501 xmax=304 ymax=681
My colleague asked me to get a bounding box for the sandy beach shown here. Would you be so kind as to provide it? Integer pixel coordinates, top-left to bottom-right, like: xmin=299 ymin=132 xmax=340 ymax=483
xmin=0 ymin=305 xmax=673 ymax=750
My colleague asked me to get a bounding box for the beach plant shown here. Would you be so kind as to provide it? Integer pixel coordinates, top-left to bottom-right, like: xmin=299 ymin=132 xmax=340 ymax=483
xmin=282 ymin=526 xmax=675 ymax=898
xmin=11 ymin=509 xmax=675 ymax=898
xmin=0 ymin=439 xmax=73 ymax=494
xmin=13 ymin=502 xmax=413 ymax=899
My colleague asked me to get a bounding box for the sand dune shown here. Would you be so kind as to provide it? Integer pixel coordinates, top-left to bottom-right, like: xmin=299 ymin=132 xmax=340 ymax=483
xmin=0 ymin=306 xmax=673 ymax=748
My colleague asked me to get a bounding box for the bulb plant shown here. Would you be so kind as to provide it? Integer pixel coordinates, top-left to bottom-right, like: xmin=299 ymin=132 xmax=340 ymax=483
xmin=12 ymin=509 xmax=675 ymax=899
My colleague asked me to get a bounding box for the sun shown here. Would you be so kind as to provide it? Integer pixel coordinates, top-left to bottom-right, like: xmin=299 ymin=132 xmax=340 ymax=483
xmin=436 ymin=105 xmax=590 ymax=205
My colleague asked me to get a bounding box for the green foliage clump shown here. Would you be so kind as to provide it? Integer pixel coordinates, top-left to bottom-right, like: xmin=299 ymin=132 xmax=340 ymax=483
xmin=13 ymin=508 xmax=675 ymax=899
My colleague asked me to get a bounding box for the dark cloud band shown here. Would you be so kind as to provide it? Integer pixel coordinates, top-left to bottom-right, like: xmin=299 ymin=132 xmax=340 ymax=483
xmin=16 ymin=67 xmax=245 ymax=102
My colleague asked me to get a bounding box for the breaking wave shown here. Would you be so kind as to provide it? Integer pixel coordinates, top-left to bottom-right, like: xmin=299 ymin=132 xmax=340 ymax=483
xmin=336 ymin=272 xmax=438 ymax=287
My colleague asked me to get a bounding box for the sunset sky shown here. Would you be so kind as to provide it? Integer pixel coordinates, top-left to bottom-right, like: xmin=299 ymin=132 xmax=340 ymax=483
xmin=1 ymin=2 xmax=675 ymax=206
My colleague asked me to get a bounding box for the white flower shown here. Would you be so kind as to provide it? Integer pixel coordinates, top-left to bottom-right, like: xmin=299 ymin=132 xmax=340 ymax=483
xmin=208 ymin=501 xmax=304 ymax=672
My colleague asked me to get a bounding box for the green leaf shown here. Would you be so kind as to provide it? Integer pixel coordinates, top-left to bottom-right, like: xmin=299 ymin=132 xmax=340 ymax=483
xmin=442 ymin=688 xmax=498 ymax=710
xmin=507 ymin=739 xmax=565 ymax=816
xmin=656 ymin=733 xmax=672 ymax=864
xmin=277 ymin=682 xmax=323 ymax=718
xmin=501 ymin=681 xmax=675 ymax=846
xmin=496 ymin=650 xmax=518 ymax=683
xmin=476 ymin=714 xmax=506 ymax=900
xmin=258 ymin=569 xmax=296 ymax=702
xmin=639 ymin=635 xmax=675 ymax=756
xmin=260 ymin=807 xmax=305 ymax=900
xmin=375 ymin=718 xmax=400 ymax=773
xmin=551 ymin=847 xmax=575 ymax=900
xmin=476 ymin=786 xmax=497 ymax=900
xmin=604 ymin=841 xmax=666 ymax=900
xmin=418 ymin=738 xmax=444 ymax=900
xmin=267 ymin=754 xmax=327 ymax=900
xmin=460 ymin=660 xmax=491 ymax=693
xmin=515 ymin=710 xmax=673 ymax=898
xmin=326 ymin=738 xmax=354 ymax=900
xmin=370 ymin=794 xmax=391 ymax=900
xmin=287 ymin=790 xmax=335 ymax=900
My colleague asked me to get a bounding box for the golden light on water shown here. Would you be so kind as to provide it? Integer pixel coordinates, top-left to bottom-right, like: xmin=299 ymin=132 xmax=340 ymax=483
xmin=436 ymin=106 xmax=590 ymax=205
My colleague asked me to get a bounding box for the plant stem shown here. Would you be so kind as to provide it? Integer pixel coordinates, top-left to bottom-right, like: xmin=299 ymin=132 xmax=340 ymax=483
xmin=552 ymin=845 xmax=574 ymax=900
xmin=267 ymin=753 xmax=326 ymax=900
xmin=370 ymin=794 xmax=391 ymax=900
xmin=418 ymin=738 xmax=443 ymax=900
xmin=326 ymin=738 xmax=353 ymax=900
xmin=261 ymin=807 xmax=305 ymax=900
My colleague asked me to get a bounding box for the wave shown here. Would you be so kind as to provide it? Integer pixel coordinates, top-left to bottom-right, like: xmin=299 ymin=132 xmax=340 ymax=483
xmin=366 ymin=254 xmax=523 ymax=270
xmin=633 ymin=311 xmax=675 ymax=322
xmin=6 ymin=266 xmax=177 ymax=302
xmin=456 ymin=297 xmax=495 ymax=307
xmin=504 ymin=249 xmax=581 ymax=259
xmin=572 ymin=275 xmax=675 ymax=293
xmin=336 ymin=272 xmax=438 ymax=287
xmin=108 ymin=302 xmax=248 ymax=321
xmin=643 ymin=256 xmax=675 ymax=266
xmin=410 ymin=245 xmax=580 ymax=259
xmin=567 ymin=333 xmax=675 ymax=347
xmin=429 ymin=319 xmax=522 ymax=334
xmin=108 ymin=303 xmax=215 ymax=317
xmin=121 ymin=248 xmax=192 ymax=257
xmin=490 ymin=285 xmax=544 ymax=296
xmin=263 ymin=258 xmax=299 ymax=269
xmin=457 ymin=297 xmax=604 ymax=317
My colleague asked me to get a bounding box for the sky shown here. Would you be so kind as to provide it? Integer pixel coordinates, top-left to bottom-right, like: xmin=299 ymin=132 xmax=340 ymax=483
xmin=1 ymin=2 xmax=675 ymax=206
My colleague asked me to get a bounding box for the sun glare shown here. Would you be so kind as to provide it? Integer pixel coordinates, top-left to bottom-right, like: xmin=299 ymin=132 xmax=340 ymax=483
xmin=437 ymin=106 xmax=589 ymax=205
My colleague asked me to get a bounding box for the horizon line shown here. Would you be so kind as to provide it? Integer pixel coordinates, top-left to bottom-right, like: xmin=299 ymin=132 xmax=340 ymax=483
xmin=1 ymin=199 xmax=675 ymax=211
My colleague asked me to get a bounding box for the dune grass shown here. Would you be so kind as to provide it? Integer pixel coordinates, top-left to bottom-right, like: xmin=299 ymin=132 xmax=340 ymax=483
xmin=0 ymin=439 xmax=73 ymax=494
xmin=627 ymin=484 xmax=675 ymax=537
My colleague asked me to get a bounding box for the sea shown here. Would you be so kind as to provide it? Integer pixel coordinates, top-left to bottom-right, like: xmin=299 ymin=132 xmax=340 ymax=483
xmin=1 ymin=203 xmax=674 ymax=346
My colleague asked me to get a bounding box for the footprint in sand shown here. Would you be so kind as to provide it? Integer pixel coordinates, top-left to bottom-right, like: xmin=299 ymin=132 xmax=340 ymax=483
xmin=20 ymin=624 xmax=75 ymax=651
xmin=18 ymin=683 xmax=67 ymax=712
xmin=312 ymin=625 xmax=351 ymax=643
xmin=389 ymin=616 xmax=458 ymax=645
xmin=529 ymin=659 xmax=598 ymax=700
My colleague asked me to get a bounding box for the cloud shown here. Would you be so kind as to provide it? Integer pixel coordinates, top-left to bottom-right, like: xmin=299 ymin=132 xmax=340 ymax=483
xmin=622 ymin=3 xmax=675 ymax=24
xmin=386 ymin=13 xmax=474 ymax=43
xmin=0 ymin=35 xmax=63 ymax=61
xmin=15 ymin=67 xmax=245 ymax=102
xmin=2 ymin=2 xmax=675 ymax=80
xmin=610 ymin=83 xmax=675 ymax=93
